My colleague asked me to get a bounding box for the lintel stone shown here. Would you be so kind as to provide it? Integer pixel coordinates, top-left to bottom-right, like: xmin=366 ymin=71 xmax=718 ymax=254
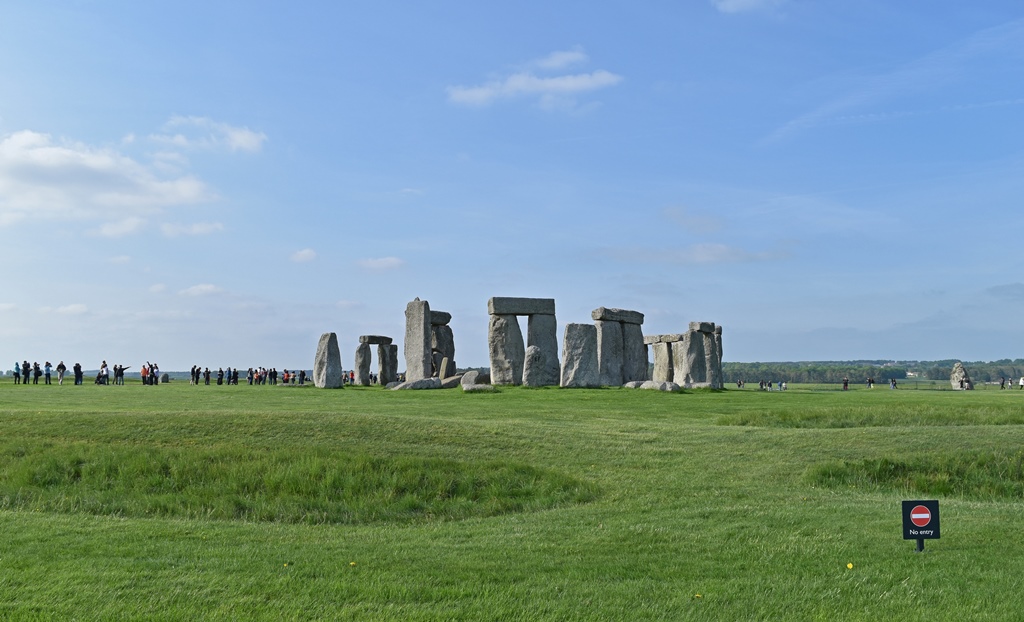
xmin=488 ymin=297 xmax=555 ymax=316
xmin=591 ymin=307 xmax=644 ymax=325
xmin=359 ymin=335 xmax=393 ymax=345
xmin=689 ymin=321 xmax=716 ymax=334
xmin=430 ymin=311 xmax=452 ymax=326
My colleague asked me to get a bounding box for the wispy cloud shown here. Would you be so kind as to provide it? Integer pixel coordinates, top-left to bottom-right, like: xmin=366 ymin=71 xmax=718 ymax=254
xmin=604 ymin=243 xmax=789 ymax=265
xmin=290 ymin=248 xmax=317 ymax=263
xmin=161 ymin=221 xmax=224 ymax=237
xmin=447 ymin=48 xmax=622 ymax=109
xmin=178 ymin=284 xmax=223 ymax=297
xmin=150 ymin=116 xmax=267 ymax=153
xmin=357 ymin=257 xmax=405 ymax=271
xmin=56 ymin=304 xmax=88 ymax=315
xmin=91 ymin=217 xmax=147 ymax=238
xmin=712 ymin=0 xmax=786 ymax=13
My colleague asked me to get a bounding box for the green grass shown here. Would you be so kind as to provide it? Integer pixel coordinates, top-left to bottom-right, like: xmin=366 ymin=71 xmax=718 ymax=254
xmin=3 ymin=381 xmax=1024 ymax=620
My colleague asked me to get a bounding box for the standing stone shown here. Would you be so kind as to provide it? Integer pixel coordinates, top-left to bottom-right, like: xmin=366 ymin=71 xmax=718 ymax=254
xmin=643 ymin=344 xmax=651 ymax=380
xmin=431 ymin=324 xmax=456 ymax=377
xmin=404 ymin=298 xmax=432 ymax=382
xmin=652 ymin=342 xmax=673 ymax=382
xmin=354 ymin=342 xmax=372 ymax=386
xmin=560 ymin=323 xmax=599 ymax=388
xmin=439 ymin=357 xmax=450 ymax=381
xmin=672 ymin=331 xmax=707 ymax=388
xmin=621 ymin=322 xmax=647 ymax=383
xmin=378 ymin=343 xmax=397 ymax=385
xmin=595 ymin=319 xmax=624 ymax=386
xmin=714 ymin=325 xmax=724 ymax=383
xmin=313 ymin=332 xmax=344 ymax=389
xmin=950 ymin=362 xmax=973 ymax=390
xmin=522 ymin=345 xmax=547 ymax=387
xmin=703 ymin=331 xmax=721 ymax=389
xmin=526 ymin=313 xmax=560 ymax=386
xmin=488 ymin=314 xmax=525 ymax=385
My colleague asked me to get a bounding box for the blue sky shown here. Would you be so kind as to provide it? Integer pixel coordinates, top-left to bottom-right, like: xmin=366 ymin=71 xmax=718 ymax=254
xmin=2 ymin=1 xmax=1023 ymax=370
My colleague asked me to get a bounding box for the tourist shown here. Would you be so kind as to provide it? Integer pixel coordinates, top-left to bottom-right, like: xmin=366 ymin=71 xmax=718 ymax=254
xmin=13 ymin=361 xmax=20 ymax=384
xmin=73 ymin=362 xmax=83 ymax=385
xmin=56 ymin=361 xmax=66 ymax=385
xmin=204 ymin=367 xmax=211 ymax=385
xmin=141 ymin=363 xmax=149 ymax=385
xmin=22 ymin=361 xmax=30 ymax=385
xmin=33 ymin=362 xmax=41 ymax=384
xmin=298 ymin=369 xmax=306 ymax=385
xmin=44 ymin=362 xmax=52 ymax=384
xmin=217 ymin=368 xmax=224 ymax=385
xmin=842 ymin=377 xmax=849 ymax=391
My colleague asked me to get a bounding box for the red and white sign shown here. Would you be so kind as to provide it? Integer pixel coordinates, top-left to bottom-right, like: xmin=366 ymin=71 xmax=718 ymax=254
xmin=910 ymin=505 xmax=931 ymax=527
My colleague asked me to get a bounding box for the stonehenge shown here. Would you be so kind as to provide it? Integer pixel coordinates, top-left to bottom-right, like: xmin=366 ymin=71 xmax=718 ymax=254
xmin=592 ymin=307 xmax=647 ymax=386
xmin=355 ymin=335 xmax=397 ymax=386
xmin=405 ymin=298 xmax=458 ymax=381
xmin=487 ymin=297 xmax=559 ymax=386
xmin=644 ymin=322 xmax=724 ymax=389
xmin=313 ymin=332 xmax=344 ymax=389
xmin=950 ymin=362 xmax=973 ymax=390
xmin=560 ymin=323 xmax=600 ymax=388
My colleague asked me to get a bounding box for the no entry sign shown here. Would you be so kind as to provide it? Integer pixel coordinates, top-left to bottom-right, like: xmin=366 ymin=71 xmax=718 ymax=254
xmin=902 ymin=499 xmax=940 ymax=551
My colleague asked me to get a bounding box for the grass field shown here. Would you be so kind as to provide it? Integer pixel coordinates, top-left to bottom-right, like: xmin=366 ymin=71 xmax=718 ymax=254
xmin=2 ymin=381 xmax=1024 ymax=620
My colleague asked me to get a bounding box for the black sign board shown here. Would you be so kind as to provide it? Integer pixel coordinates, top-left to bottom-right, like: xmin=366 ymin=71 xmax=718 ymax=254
xmin=902 ymin=499 xmax=940 ymax=552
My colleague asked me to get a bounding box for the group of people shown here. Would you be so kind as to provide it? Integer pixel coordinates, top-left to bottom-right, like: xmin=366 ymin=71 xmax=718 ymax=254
xmin=13 ymin=361 xmax=83 ymax=385
xmin=998 ymin=377 xmax=1024 ymax=389
xmin=188 ymin=366 xmax=307 ymax=386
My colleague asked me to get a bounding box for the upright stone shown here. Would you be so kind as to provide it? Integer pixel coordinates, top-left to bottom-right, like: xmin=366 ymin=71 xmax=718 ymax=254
xmin=703 ymin=331 xmax=721 ymax=389
xmin=378 ymin=343 xmax=397 ymax=385
xmin=431 ymin=324 xmax=456 ymax=377
xmin=595 ymin=319 xmax=624 ymax=386
xmin=313 ymin=332 xmax=343 ymax=389
xmin=526 ymin=313 xmax=560 ymax=386
xmin=439 ymin=357 xmax=450 ymax=381
xmin=522 ymin=345 xmax=547 ymax=387
xmin=560 ymin=323 xmax=599 ymax=388
xmin=404 ymin=298 xmax=432 ymax=382
xmin=672 ymin=330 xmax=707 ymax=388
xmin=488 ymin=314 xmax=525 ymax=385
xmin=621 ymin=322 xmax=647 ymax=383
xmin=652 ymin=342 xmax=673 ymax=382
xmin=950 ymin=362 xmax=973 ymax=390
xmin=354 ymin=342 xmax=372 ymax=386
xmin=714 ymin=325 xmax=724 ymax=381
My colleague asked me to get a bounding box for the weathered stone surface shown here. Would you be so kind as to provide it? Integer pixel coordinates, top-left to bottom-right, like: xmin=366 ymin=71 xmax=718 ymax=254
xmin=623 ymin=381 xmax=644 ymax=389
xmin=638 ymin=380 xmax=681 ymax=392
xmin=359 ymin=335 xmax=393 ymax=345
xmin=441 ymin=374 xmax=463 ymax=389
xmin=643 ymin=335 xmax=661 ymax=345
xmin=595 ymin=320 xmax=624 ymax=386
xmin=644 ymin=344 xmax=651 ymax=380
xmin=652 ymin=342 xmax=673 ymax=382
xmin=313 ymin=332 xmax=344 ymax=389
xmin=488 ymin=297 xmax=555 ymax=316
xmin=431 ymin=324 xmax=456 ymax=376
xmin=647 ymin=333 xmax=685 ymax=344
xmin=488 ymin=314 xmax=525 ymax=385
xmin=391 ymin=377 xmax=442 ymax=390
xmin=378 ymin=344 xmax=398 ymax=386
xmin=672 ymin=331 xmax=707 ymax=388
xmin=477 ymin=372 xmax=491 ymax=385
xmin=462 ymin=383 xmax=497 ymax=393
xmin=621 ymin=322 xmax=647 ymax=383
xmin=560 ymin=323 xmax=599 ymax=388
xmin=429 ymin=310 xmax=452 ymax=326
xmin=591 ymin=307 xmax=645 ymax=325
xmin=950 ymin=362 xmax=973 ymax=390
xmin=522 ymin=345 xmax=547 ymax=387
xmin=714 ymin=328 xmax=723 ymax=378
xmin=689 ymin=321 xmax=716 ymax=334
xmin=404 ymin=298 xmax=432 ymax=381
xmin=526 ymin=313 xmax=559 ymax=386
xmin=354 ymin=342 xmax=372 ymax=386
xmin=703 ymin=332 xmax=722 ymax=389
xmin=385 ymin=381 xmax=401 ymax=389
xmin=160 ymin=373 xmax=170 ymax=384
xmin=461 ymin=370 xmax=481 ymax=386
xmin=439 ymin=357 xmax=450 ymax=380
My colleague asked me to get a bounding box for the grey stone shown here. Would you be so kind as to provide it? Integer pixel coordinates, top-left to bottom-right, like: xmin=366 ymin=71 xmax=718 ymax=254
xmin=431 ymin=324 xmax=456 ymax=376
xmin=354 ymin=342 xmax=372 ymax=386
xmin=672 ymin=331 xmax=707 ymax=388
xmin=160 ymin=373 xmax=170 ymax=384
xmin=391 ymin=377 xmax=442 ymax=390
xmin=652 ymin=342 xmax=673 ymax=382
xmin=522 ymin=345 xmax=547 ymax=387
xmin=313 ymin=332 xmax=344 ymax=389
xmin=644 ymin=344 xmax=651 ymax=380
xmin=378 ymin=343 xmax=398 ymax=385
xmin=461 ymin=370 xmax=481 ymax=386
xmin=488 ymin=314 xmax=525 ymax=385
xmin=621 ymin=322 xmax=647 ymax=383
xmin=526 ymin=313 xmax=559 ymax=386
xmin=462 ymin=383 xmax=497 ymax=393
xmin=385 ymin=381 xmax=401 ymax=389
xmin=643 ymin=335 xmax=661 ymax=345
xmin=623 ymin=381 xmax=644 ymax=389
xmin=359 ymin=335 xmax=393 ymax=345
xmin=950 ymin=362 xmax=973 ymax=390
xmin=477 ymin=372 xmax=491 ymax=385
xmin=714 ymin=329 xmax=723 ymax=383
xmin=488 ymin=297 xmax=555 ymax=316
xmin=439 ymin=357 xmax=450 ymax=380
xmin=639 ymin=380 xmax=681 ymax=392
xmin=689 ymin=321 xmax=716 ymax=334
xmin=591 ymin=307 xmax=644 ymax=325
xmin=441 ymin=374 xmax=463 ymax=389
xmin=429 ymin=310 xmax=452 ymax=326
xmin=404 ymin=298 xmax=432 ymax=381
xmin=595 ymin=320 xmax=624 ymax=386
xmin=560 ymin=323 xmax=599 ymax=388
xmin=704 ymin=331 xmax=722 ymax=389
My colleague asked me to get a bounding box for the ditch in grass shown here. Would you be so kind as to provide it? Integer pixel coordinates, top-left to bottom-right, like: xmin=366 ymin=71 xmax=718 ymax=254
xmin=807 ymin=450 xmax=1024 ymax=499
xmin=0 ymin=443 xmax=599 ymax=524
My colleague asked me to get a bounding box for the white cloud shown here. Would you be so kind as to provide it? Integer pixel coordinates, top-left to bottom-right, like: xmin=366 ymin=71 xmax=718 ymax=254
xmin=56 ymin=304 xmax=88 ymax=315
xmin=290 ymin=248 xmax=317 ymax=262
xmin=149 ymin=284 xmax=167 ymax=293
xmin=357 ymin=256 xmax=405 ymax=271
xmin=178 ymin=284 xmax=223 ymax=296
xmin=448 ymin=49 xmax=622 ymax=109
xmin=712 ymin=0 xmax=785 ymax=13
xmin=150 ymin=116 xmax=267 ymax=153
xmin=0 ymin=130 xmax=210 ymax=227
xmin=161 ymin=221 xmax=224 ymax=237
xmin=91 ymin=217 xmax=147 ymax=238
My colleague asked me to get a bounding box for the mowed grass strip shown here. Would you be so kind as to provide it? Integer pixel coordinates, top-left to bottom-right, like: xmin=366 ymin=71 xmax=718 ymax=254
xmin=0 ymin=442 xmax=598 ymax=523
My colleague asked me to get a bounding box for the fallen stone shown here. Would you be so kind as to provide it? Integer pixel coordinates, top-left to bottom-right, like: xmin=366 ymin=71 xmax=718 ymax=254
xmin=359 ymin=335 xmax=393 ymax=345
xmin=441 ymin=374 xmax=463 ymax=389
xmin=391 ymin=377 xmax=443 ymax=390
xmin=591 ymin=307 xmax=644 ymax=325
xmin=488 ymin=314 xmax=525 ymax=385
xmin=462 ymin=383 xmax=497 ymax=393
xmin=385 ymin=381 xmax=401 ymax=389
xmin=560 ymin=323 xmax=599 ymax=388
xmin=488 ymin=296 xmax=555 ymax=316
xmin=404 ymin=298 xmax=432 ymax=381
xmin=429 ymin=310 xmax=452 ymax=326
xmin=595 ymin=319 xmax=624 ymax=386
xmin=461 ymin=370 xmax=481 ymax=386
xmin=623 ymin=381 xmax=644 ymax=389
xmin=313 ymin=332 xmax=344 ymax=389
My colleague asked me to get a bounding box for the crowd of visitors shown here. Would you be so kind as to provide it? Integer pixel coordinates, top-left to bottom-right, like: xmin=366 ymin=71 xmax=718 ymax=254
xmin=11 ymin=360 xmax=311 ymax=386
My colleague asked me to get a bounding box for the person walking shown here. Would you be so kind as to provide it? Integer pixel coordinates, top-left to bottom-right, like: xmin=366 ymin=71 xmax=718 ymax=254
xmin=56 ymin=361 xmax=66 ymax=385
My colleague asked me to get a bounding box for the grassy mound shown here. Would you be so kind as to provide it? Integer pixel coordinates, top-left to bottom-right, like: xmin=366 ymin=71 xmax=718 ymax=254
xmin=0 ymin=442 xmax=598 ymax=524
xmin=807 ymin=450 xmax=1024 ymax=499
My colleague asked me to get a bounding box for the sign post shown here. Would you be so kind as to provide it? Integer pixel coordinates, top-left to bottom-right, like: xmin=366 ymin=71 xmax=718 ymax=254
xmin=901 ymin=500 xmax=940 ymax=552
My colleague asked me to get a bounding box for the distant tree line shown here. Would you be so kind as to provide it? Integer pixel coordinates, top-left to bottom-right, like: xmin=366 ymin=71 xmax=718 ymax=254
xmin=723 ymin=359 xmax=1024 ymax=384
